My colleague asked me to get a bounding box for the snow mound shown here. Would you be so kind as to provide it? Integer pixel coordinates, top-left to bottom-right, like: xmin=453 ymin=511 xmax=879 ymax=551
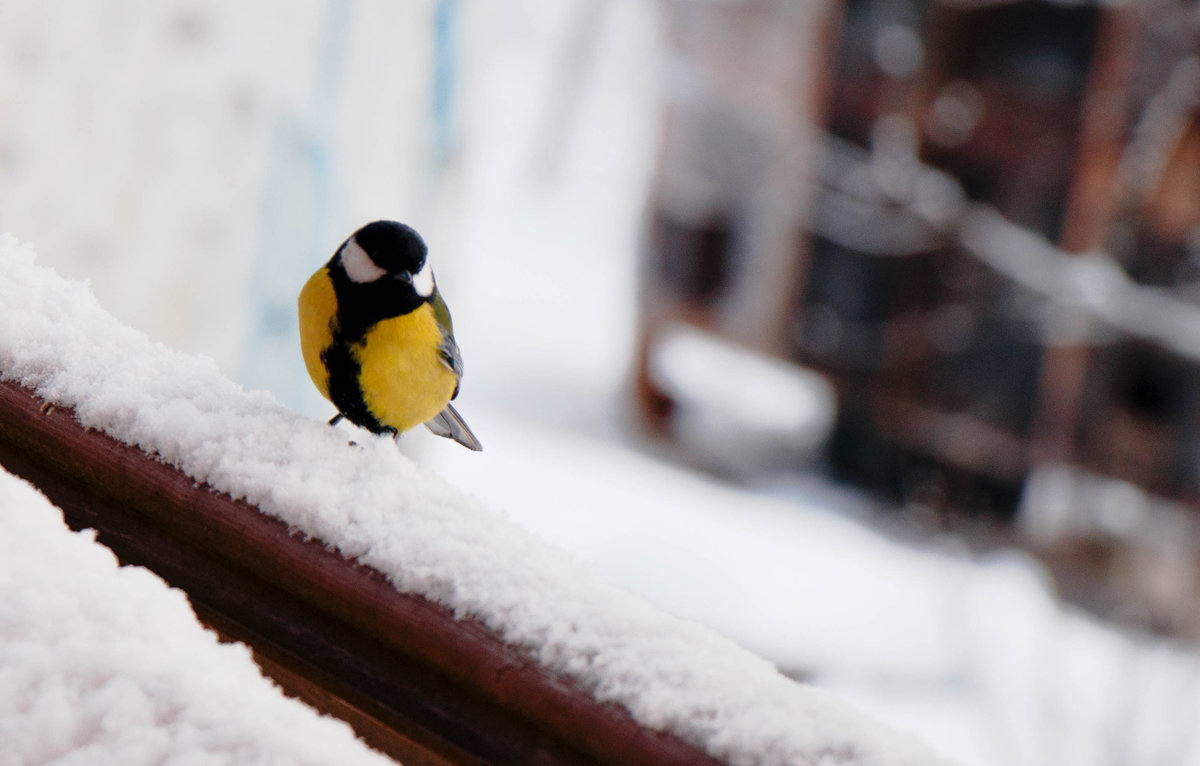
xmin=0 ymin=467 xmax=394 ymax=766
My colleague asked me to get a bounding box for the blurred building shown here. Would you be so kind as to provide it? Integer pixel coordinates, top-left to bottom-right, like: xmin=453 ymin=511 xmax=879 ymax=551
xmin=637 ymin=0 xmax=1200 ymax=635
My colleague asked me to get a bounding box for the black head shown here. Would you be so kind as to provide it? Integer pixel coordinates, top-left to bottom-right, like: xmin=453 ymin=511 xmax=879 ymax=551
xmin=352 ymin=220 xmax=427 ymax=275
xmin=334 ymin=220 xmax=436 ymax=300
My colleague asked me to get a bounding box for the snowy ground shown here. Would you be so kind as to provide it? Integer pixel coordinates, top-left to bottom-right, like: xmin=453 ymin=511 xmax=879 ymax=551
xmin=3 ymin=2 xmax=1200 ymax=765
xmin=0 ymin=468 xmax=396 ymax=766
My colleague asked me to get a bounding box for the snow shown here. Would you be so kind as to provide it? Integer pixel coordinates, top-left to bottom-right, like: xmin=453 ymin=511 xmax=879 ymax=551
xmin=0 ymin=467 xmax=394 ymax=766
xmin=948 ymin=560 xmax=1200 ymax=766
xmin=648 ymin=322 xmax=838 ymax=472
xmin=414 ymin=403 xmax=1200 ymax=766
xmin=4 ymin=2 xmax=1200 ymax=765
xmin=10 ymin=234 xmax=1200 ymax=766
xmin=0 ymin=237 xmax=948 ymax=765
xmin=415 ymin=409 xmax=965 ymax=681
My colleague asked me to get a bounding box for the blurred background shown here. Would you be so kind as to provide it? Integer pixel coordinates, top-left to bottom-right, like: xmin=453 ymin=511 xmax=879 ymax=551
xmin=5 ymin=0 xmax=1200 ymax=763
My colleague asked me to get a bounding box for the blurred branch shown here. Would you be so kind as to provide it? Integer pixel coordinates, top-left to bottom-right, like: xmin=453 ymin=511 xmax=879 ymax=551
xmin=960 ymin=205 xmax=1200 ymax=360
xmin=0 ymin=378 xmax=722 ymax=766
xmin=821 ymin=130 xmax=1200 ymax=360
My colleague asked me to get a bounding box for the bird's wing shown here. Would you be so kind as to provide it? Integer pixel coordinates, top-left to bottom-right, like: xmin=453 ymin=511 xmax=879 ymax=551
xmin=438 ymin=333 xmax=463 ymax=378
xmin=425 ymin=403 xmax=483 ymax=451
xmin=430 ymin=289 xmax=463 ymax=401
xmin=430 ymin=289 xmax=463 ymax=379
xmin=430 ymin=286 xmax=454 ymax=334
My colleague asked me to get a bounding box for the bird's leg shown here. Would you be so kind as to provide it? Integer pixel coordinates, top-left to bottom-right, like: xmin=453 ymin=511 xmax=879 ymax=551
xmin=329 ymin=413 xmax=361 ymax=447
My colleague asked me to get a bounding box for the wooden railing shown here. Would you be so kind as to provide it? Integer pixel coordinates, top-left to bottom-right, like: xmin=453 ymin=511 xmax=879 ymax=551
xmin=0 ymin=378 xmax=723 ymax=766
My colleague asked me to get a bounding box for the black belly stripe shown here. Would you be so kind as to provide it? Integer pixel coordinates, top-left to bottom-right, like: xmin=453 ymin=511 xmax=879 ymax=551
xmin=322 ymin=261 xmax=429 ymax=435
xmin=321 ymin=340 xmax=392 ymax=435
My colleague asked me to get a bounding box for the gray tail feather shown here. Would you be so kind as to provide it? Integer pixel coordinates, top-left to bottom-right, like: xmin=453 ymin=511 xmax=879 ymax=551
xmin=424 ymin=403 xmax=483 ymax=451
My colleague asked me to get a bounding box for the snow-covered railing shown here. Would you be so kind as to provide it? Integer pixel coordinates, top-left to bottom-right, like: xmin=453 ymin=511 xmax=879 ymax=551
xmin=0 ymin=378 xmax=701 ymax=765
xmin=0 ymin=236 xmax=946 ymax=765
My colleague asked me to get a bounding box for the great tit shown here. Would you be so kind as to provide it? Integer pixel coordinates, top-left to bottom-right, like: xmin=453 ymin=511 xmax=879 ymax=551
xmin=298 ymin=220 xmax=482 ymax=451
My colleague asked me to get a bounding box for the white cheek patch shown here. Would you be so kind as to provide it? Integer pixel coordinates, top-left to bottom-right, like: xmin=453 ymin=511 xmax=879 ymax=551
xmin=412 ymin=259 xmax=435 ymax=297
xmin=340 ymin=238 xmax=387 ymax=283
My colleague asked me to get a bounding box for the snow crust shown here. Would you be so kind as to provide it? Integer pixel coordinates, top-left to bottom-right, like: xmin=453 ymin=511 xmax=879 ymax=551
xmin=0 ymin=467 xmax=394 ymax=766
xmin=0 ymin=236 xmax=949 ymax=765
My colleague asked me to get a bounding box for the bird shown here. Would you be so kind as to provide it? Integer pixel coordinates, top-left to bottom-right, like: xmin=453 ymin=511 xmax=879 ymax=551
xmin=297 ymin=220 xmax=482 ymax=451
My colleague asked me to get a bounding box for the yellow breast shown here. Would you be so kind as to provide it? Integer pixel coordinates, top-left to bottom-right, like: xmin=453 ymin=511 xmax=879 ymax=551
xmin=298 ymin=267 xmax=457 ymax=434
xmin=298 ymin=267 xmax=337 ymax=400
xmin=354 ymin=303 xmax=458 ymax=432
